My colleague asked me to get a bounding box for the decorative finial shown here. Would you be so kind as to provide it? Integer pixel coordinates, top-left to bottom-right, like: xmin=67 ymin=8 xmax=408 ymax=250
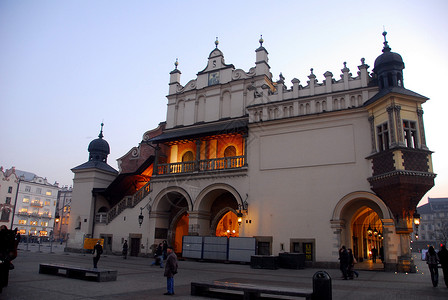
xmin=310 ymin=68 xmax=314 ymax=74
xmin=215 ymin=37 xmax=219 ymax=48
xmin=382 ymin=30 xmax=391 ymax=52
xmin=361 ymin=58 xmax=365 ymax=65
xmin=98 ymin=122 xmax=104 ymax=139
xmin=174 ymin=58 xmax=178 ymax=69
xmin=259 ymin=34 xmax=264 ymax=47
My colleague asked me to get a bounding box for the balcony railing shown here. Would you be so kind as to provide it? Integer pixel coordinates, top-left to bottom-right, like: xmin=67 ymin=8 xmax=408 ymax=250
xmin=157 ymin=155 xmax=246 ymax=175
xmin=30 ymin=201 xmax=43 ymax=208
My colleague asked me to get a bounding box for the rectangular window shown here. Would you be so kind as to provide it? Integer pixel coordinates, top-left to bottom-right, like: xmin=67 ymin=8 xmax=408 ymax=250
xmin=45 ymin=200 xmax=50 ymax=206
xmin=19 ymin=208 xmax=28 ymax=213
xmin=30 ymin=221 xmax=38 ymax=226
xmin=36 ymin=188 xmax=42 ymax=194
xmin=18 ymin=220 xmax=27 ymax=225
xmin=40 ymin=221 xmax=48 ymax=227
xmin=5 ymin=197 xmax=11 ymax=204
xmin=377 ymin=123 xmax=389 ymax=151
xmin=46 ymin=190 xmax=52 ymax=196
xmin=25 ymin=186 xmax=31 ymax=192
xmin=23 ymin=197 xmax=30 ymax=203
xmin=403 ymin=120 xmax=418 ymax=148
xmin=8 ymin=186 xmax=13 ymax=193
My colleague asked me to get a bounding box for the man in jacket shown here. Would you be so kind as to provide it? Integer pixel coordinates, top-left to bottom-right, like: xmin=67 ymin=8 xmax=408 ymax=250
xmin=92 ymin=240 xmax=103 ymax=269
xmin=163 ymin=246 xmax=178 ymax=295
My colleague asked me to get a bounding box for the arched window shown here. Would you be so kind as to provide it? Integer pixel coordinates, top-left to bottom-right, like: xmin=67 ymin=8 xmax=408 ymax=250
xmin=182 ymin=151 xmax=194 ymax=162
xmin=224 ymin=146 xmax=237 ymax=157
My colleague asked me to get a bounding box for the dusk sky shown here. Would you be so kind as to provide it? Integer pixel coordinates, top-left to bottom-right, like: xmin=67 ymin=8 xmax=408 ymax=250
xmin=1 ymin=0 xmax=447 ymax=206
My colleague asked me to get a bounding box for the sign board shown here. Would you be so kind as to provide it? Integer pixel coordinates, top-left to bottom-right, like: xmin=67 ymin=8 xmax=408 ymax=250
xmin=83 ymin=238 xmax=104 ymax=250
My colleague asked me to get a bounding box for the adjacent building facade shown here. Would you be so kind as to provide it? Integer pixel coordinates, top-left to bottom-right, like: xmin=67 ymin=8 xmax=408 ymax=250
xmin=67 ymin=33 xmax=435 ymax=272
xmin=2 ymin=167 xmax=60 ymax=240
xmin=0 ymin=167 xmax=19 ymax=227
xmin=413 ymin=198 xmax=448 ymax=250
xmin=54 ymin=186 xmax=72 ymax=241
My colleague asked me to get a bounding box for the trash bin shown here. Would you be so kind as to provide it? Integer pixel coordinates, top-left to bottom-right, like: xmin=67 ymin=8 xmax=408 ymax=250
xmin=312 ymin=270 xmax=331 ymax=300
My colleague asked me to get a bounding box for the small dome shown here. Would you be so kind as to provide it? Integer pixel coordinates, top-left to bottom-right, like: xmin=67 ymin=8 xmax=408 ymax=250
xmin=88 ymin=123 xmax=110 ymax=163
xmin=88 ymin=137 xmax=110 ymax=155
xmin=373 ymin=50 xmax=404 ymax=71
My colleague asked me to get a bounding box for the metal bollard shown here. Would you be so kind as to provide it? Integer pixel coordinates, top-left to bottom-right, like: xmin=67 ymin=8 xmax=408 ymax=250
xmin=312 ymin=270 xmax=332 ymax=300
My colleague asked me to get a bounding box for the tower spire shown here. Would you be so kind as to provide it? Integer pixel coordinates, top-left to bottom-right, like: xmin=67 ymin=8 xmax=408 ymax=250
xmin=382 ymin=30 xmax=391 ymax=53
xmin=98 ymin=122 xmax=104 ymax=139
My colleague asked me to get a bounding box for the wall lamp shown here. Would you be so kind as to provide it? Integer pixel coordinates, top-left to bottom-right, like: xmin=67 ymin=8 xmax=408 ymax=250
xmin=138 ymin=198 xmax=152 ymax=227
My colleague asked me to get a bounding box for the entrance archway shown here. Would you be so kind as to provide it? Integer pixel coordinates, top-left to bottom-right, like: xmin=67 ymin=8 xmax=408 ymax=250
xmin=215 ymin=210 xmax=240 ymax=237
xmin=332 ymin=191 xmax=393 ymax=269
xmin=152 ymin=187 xmax=192 ymax=254
xmin=351 ymin=207 xmax=384 ymax=262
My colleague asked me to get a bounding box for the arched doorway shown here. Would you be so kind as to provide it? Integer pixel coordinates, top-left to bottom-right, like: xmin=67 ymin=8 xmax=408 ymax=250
xmin=215 ymin=210 xmax=240 ymax=237
xmin=351 ymin=207 xmax=384 ymax=263
xmin=153 ymin=188 xmax=192 ymax=254
xmin=332 ymin=191 xmax=393 ymax=270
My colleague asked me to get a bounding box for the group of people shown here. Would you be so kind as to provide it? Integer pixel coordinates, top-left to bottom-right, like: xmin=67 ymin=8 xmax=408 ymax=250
xmin=338 ymin=246 xmax=358 ymax=280
xmin=94 ymin=239 xmax=178 ymax=295
xmin=425 ymin=245 xmax=448 ymax=288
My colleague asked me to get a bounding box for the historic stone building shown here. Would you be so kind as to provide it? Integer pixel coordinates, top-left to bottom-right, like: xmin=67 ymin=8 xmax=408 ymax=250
xmin=67 ymin=33 xmax=435 ymax=272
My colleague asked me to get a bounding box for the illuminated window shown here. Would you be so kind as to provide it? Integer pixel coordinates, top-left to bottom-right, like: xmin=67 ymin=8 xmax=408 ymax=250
xmin=18 ymin=229 xmax=26 ymax=235
xmin=30 ymin=221 xmax=38 ymax=226
xmin=65 ymin=216 xmax=69 ymax=224
xmin=19 ymin=220 xmax=27 ymax=225
xmin=224 ymin=146 xmax=237 ymax=157
xmin=19 ymin=208 xmax=28 ymax=213
xmin=46 ymin=190 xmax=52 ymax=196
xmin=182 ymin=151 xmax=194 ymax=162
xmin=39 ymin=231 xmax=48 ymax=237
xmin=23 ymin=197 xmax=30 ymax=203
xmin=45 ymin=200 xmax=50 ymax=206
xmin=41 ymin=221 xmax=48 ymax=226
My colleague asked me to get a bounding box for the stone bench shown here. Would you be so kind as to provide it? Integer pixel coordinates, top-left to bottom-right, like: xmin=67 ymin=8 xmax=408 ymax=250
xmin=191 ymin=280 xmax=313 ymax=299
xmin=39 ymin=263 xmax=117 ymax=282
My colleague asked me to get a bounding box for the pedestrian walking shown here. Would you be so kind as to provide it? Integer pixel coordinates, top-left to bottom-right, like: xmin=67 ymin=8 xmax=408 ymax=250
xmin=162 ymin=240 xmax=168 ymax=260
xmin=92 ymin=240 xmax=103 ymax=269
xmin=339 ymin=246 xmax=349 ymax=280
xmin=151 ymin=243 xmax=164 ymax=268
xmin=437 ymin=245 xmax=448 ymax=288
xmin=347 ymin=248 xmax=359 ymax=279
xmin=371 ymin=247 xmax=378 ymax=263
xmin=426 ymin=246 xmax=439 ymax=287
xmin=164 ymin=246 xmax=178 ymax=295
xmin=122 ymin=240 xmax=128 ymax=259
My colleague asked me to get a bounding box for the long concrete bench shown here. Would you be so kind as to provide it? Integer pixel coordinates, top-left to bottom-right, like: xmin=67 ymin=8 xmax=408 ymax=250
xmin=191 ymin=280 xmax=313 ymax=300
xmin=39 ymin=263 xmax=117 ymax=282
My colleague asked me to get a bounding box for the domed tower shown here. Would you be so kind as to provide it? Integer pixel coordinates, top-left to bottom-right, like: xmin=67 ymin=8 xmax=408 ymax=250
xmin=365 ymin=32 xmax=435 ymax=272
xmin=88 ymin=123 xmax=110 ymax=163
xmin=373 ymin=31 xmax=405 ymax=90
xmin=68 ymin=123 xmax=118 ymax=250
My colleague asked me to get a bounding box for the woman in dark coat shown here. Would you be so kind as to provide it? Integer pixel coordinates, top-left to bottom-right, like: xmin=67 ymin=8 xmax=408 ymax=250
xmin=426 ymin=246 xmax=439 ymax=287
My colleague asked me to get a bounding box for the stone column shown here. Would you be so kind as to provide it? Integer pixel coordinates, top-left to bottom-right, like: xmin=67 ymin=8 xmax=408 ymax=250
xmin=387 ymin=106 xmax=397 ymax=147
xmin=417 ymin=109 xmax=428 ymax=149
xmin=368 ymin=115 xmax=376 ymax=154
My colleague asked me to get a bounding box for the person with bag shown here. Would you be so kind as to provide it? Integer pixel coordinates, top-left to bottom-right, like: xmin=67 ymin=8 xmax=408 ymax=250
xmin=426 ymin=246 xmax=439 ymax=287
xmin=92 ymin=240 xmax=103 ymax=269
xmin=163 ymin=246 xmax=178 ymax=296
